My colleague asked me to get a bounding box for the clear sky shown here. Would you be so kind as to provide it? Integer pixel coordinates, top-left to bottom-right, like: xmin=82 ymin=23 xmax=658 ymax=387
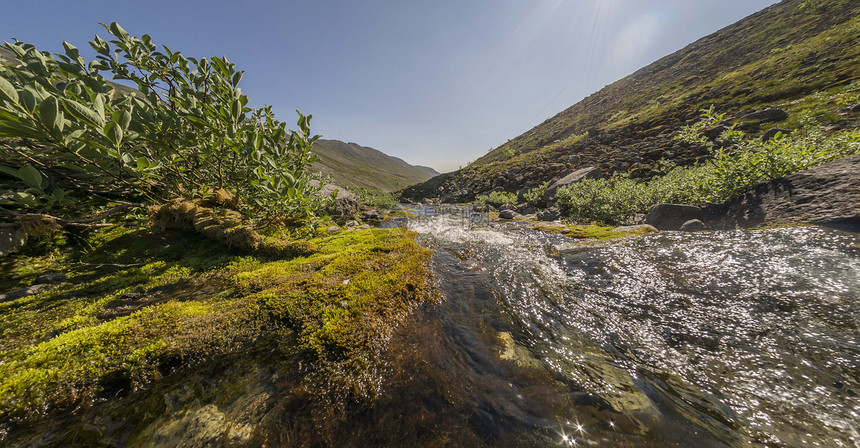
xmin=1 ymin=0 xmax=780 ymax=172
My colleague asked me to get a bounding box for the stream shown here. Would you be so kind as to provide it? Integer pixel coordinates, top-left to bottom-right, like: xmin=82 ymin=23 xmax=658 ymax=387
xmin=378 ymin=205 xmax=860 ymax=447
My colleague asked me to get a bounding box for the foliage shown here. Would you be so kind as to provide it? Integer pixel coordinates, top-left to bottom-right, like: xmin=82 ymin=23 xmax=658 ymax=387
xmin=474 ymin=190 xmax=518 ymax=208
xmin=0 ymin=22 xmax=327 ymax=224
xmin=521 ymin=181 xmax=550 ymax=206
xmin=353 ymin=188 xmax=397 ymax=209
xmin=556 ymin=110 xmax=860 ymax=224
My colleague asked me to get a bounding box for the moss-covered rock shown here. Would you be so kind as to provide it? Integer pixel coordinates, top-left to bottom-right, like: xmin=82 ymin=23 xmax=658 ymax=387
xmin=0 ymin=222 xmax=433 ymax=434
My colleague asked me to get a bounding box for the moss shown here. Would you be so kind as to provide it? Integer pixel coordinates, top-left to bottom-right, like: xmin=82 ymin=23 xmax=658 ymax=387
xmin=0 ymin=223 xmax=433 ymax=425
xmin=533 ymin=224 xmax=657 ymax=241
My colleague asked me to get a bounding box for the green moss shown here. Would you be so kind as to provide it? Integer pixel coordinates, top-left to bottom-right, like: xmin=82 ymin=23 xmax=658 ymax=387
xmin=0 ymin=223 xmax=433 ymax=424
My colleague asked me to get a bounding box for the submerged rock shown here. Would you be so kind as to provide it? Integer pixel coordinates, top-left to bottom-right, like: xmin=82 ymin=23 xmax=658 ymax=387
xmin=645 ymin=204 xmax=704 ymax=230
xmin=679 ymin=219 xmax=707 ymax=232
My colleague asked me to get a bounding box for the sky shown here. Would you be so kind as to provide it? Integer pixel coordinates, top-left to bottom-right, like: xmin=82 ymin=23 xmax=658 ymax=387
xmin=1 ymin=0 xmax=780 ymax=172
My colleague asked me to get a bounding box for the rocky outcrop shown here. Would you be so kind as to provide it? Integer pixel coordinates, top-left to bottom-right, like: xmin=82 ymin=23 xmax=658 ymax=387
xmin=645 ymin=204 xmax=704 ymax=230
xmin=312 ymin=181 xmax=359 ymax=219
xmin=704 ymin=155 xmax=860 ymax=230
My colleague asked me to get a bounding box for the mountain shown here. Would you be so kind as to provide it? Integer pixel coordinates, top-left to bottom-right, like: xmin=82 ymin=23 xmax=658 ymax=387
xmin=311 ymin=139 xmax=439 ymax=192
xmin=403 ymin=0 xmax=860 ymax=202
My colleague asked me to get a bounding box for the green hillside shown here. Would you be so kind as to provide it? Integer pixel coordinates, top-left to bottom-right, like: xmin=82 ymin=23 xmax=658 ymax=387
xmin=403 ymin=0 xmax=860 ymax=201
xmin=311 ymin=139 xmax=438 ymax=192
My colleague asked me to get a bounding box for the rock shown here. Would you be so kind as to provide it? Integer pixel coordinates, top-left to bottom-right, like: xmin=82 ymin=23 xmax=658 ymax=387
xmin=679 ymin=219 xmax=706 ymax=232
xmin=516 ymin=203 xmax=536 ymax=215
xmin=498 ymin=209 xmax=519 ymax=220
xmin=611 ymin=224 xmax=658 ymax=233
xmin=543 ymin=167 xmax=601 ymax=202
xmin=741 ymin=108 xmax=788 ymax=123
xmin=311 ymin=181 xmax=359 ymax=219
xmin=0 ymin=227 xmax=27 ymax=257
xmin=704 ymin=154 xmax=860 ymax=231
xmin=326 ymin=226 xmax=341 ymax=234
xmin=34 ymin=272 xmax=67 ymax=285
xmin=702 ymin=125 xmax=729 ymax=141
xmin=0 ymin=284 xmax=51 ymax=303
xmin=849 ymin=103 xmax=860 ymax=113
xmin=645 ymin=204 xmax=704 ymax=230
xmin=762 ymin=128 xmax=791 ymax=142
xmin=537 ymin=208 xmax=561 ymax=221
xmin=357 ymin=210 xmax=384 ymax=222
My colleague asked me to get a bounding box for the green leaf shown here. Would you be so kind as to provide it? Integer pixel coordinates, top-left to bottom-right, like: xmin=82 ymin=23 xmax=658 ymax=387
xmin=0 ymin=76 xmax=18 ymax=104
xmin=105 ymin=121 xmax=123 ymax=146
xmin=18 ymin=88 xmax=36 ymax=113
xmin=93 ymin=94 xmax=105 ymax=123
xmin=38 ymin=96 xmax=60 ymax=131
xmin=17 ymin=165 xmax=43 ymax=189
xmin=109 ymin=22 xmax=131 ymax=41
xmin=63 ymin=99 xmax=105 ymax=127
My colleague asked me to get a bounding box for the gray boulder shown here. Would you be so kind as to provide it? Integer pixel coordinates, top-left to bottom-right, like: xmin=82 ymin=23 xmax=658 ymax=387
xmin=516 ymin=203 xmax=536 ymax=215
xmin=645 ymin=204 xmax=704 ymax=230
xmin=543 ymin=167 xmax=601 ymax=202
xmin=312 ymin=181 xmax=359 ymax=219
xmin=537 ymin=208 xmax=561 ymax=221
xmin=741 ymin=108 xmax=788 ymax=123
xmin=498 ymin=209 xmax=519 ymax=220
xmin=679 ymin=219 xmax=707 ymax=232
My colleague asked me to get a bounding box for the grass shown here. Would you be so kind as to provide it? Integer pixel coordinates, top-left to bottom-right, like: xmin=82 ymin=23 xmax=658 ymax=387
xmin=0 ymin=220 xmax=433 ymax=426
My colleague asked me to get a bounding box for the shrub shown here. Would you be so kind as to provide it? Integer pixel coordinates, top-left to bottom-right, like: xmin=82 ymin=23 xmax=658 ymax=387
xmin=0 ymin=22 xmax=327 ymax=225
xmin=474 ymin=191 xmax=518 ymax=208
xmin=353 ymin=188 xmax=397 ymax=209
xmin=521 ymin=181 xmax=550 ymax=206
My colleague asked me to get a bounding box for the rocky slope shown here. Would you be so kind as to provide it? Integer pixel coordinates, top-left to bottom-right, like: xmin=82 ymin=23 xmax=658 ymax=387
xmin=403 ymin=0 xmax=860 ymax=202
xmin=311 ymin=139 xmax=438 ymax=192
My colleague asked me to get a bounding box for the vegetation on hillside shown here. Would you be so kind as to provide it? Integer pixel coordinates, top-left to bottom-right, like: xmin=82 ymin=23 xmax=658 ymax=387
xmin=555 ymin=107 xmax=860 ymax=224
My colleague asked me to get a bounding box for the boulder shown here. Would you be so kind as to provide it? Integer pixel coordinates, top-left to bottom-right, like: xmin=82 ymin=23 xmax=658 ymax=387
xmin=679 ymin=219 xmax=706 ymax=232
xmin=0 ymin=227 xmax=27 ymax=257
xmin=741 ymin=108 xmax=788 ymax=123
xmin=312 ymin=181 xmax=359 ymax=219
xmin=543 ymin=167 xmax=601 ymax=202
xmin=704 ymin=154 xmax=860 ymax=231
xmin=498 ymin=209 xmax=519 ymax=220
xmin=762 ymin=128 xmax=791 ymax=142
xmin=537 ymin=208 xmax=561 ymax=221
xmin=516 ymin=203 xmax=536 ymax=215
xmin=645 ymin=204 xmax=704 ymax=230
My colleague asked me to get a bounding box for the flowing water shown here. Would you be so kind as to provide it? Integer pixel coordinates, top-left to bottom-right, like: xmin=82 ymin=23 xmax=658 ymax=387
xmin=382 ymin=206 xmax=860 ymax=447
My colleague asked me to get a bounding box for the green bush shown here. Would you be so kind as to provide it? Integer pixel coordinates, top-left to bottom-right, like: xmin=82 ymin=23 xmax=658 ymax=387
xmin=521 ymin=181 xmax=550 ymax=206
xmin=474 ymin=191 xmax=518 ymax=208
xmin=0 ymin=22 xmax=327 ymax=224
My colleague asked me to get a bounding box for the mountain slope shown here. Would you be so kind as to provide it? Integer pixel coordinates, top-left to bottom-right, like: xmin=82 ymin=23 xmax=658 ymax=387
xmin=404 ymin=0 xmax=860 ymax=202
xmin=311 ymin=139 xmax=438 ymax=192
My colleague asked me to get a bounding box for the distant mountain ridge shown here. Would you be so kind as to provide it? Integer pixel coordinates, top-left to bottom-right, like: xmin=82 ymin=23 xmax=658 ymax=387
xmin=311 ymin=139 xmax=438 ymax=192
xmin=404 ymin=0 xmax=860 ymax=202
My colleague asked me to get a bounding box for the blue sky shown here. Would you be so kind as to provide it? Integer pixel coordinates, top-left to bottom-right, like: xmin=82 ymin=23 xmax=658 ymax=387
xmin=1 ymin=0 xmax=779 ymax=172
